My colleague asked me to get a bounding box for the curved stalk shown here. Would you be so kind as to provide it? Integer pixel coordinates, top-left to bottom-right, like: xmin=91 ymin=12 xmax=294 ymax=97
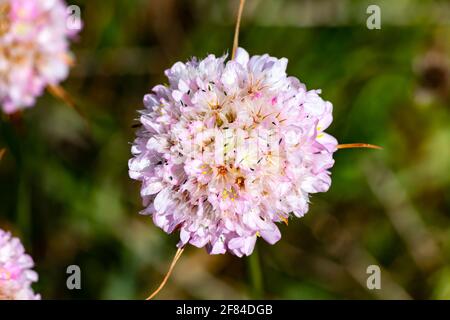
xmin=232 ymin=0 xmax=246 ymax=60
xmin=146 ymin=247 xmax=185 ymax=300
xmin=337 ymin=143 xmax=383 ymax=150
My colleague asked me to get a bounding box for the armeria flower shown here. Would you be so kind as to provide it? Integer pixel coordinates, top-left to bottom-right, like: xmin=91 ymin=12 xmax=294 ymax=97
xmin=0 ymin=0 xmax=80 ymax=114
xmin=129 ymin=47 xmax=338 ymax=257
xmin=0 ymin=228 xmax=40 ymax=300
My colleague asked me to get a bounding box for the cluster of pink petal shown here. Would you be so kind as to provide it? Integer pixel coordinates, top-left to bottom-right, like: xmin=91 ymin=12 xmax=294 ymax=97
xmin=0 ymin=228 xmax=40 ymax=300
xmin=129 ymin=48 xmax=338 ymax=257
xmin=0 ymin=0 xmax=79 ymax=114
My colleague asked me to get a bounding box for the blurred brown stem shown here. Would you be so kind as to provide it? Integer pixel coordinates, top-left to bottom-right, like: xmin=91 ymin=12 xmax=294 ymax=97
xmin=47 ymin=84 xmax=90 ymax=130
xmin=47 ymin=84 xmax=76 ymax=110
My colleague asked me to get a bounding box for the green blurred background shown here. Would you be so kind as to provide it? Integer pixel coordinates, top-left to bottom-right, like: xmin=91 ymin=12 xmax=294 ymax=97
xmin=1 ymin=0 xmax=449 ymax=299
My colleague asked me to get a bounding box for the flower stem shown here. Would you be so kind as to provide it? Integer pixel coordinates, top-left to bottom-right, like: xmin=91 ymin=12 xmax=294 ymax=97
xmin=248 ymin=245 xmax=263 ymax=299
xmin=337 ymin=143 xmax=383 ymax=150
xmin=232 ymin=0 xmax=246 ymax=60
xmin=146 ymin=247 xmax=184 ymax=300
xmin=47 ymin=84 xmax=90 ymax=130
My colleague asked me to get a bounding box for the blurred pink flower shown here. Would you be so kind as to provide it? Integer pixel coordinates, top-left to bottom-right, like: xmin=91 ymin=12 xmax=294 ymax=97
xmin=0 ymin=228 xmax=40 ymax=300
xmin=129 ymin=48 xmax=337 ymax=257
xmin=0 ymin=0 xmax=80 ymax=114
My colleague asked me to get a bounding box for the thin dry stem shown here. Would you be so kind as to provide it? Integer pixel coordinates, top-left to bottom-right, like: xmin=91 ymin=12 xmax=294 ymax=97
xmin=232 ymin=0 xmax=246 ymax=60
xmin=337 ymin=143 xmax=383 ymax=150
xmin=47 ymin=84 xmax=90 ymax=130
xmin=47 ymin=84 xmax=76 ymax=109
xmin=0 ymin=148 xmax=5 ymax=161
xmin=146 ymin=247 xmax=185 ymax=300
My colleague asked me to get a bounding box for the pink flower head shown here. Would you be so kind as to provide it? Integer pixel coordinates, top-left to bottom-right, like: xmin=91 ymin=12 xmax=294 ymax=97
xmin=0 ymin=0 xmax=81 ymax=114
xmin=0 ymin=228 xmax=40 ymax=300
xmin=129 ymin=48 xmax=338 ymax=257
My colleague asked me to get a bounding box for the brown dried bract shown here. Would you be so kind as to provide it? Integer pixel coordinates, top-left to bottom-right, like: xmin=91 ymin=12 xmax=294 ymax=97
xmin=0 ymin=2 xmax=11 ymax=36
